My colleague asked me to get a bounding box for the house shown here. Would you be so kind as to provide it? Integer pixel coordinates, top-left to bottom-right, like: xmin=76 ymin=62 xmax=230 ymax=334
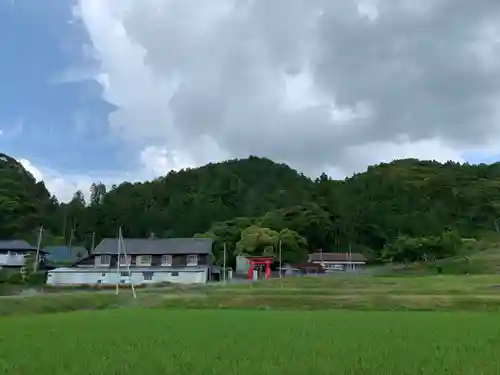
xmin=293 ymin=262 xmax=326 ymax=275
xmin=280 ymin=262 xmax=326 ymax=276
xmin=46 ymin=238 xmax=213 ymax=286
xmin=44 ymin=246 xmax=88 ymax=264
xmin=0 ymin=240 xmax=48 ymax=272
xmin=308 ymin=252 xmax=367 ymax=271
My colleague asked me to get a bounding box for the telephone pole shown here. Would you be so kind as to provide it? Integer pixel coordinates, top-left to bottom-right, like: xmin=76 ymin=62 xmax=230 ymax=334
xmin=34 ymin=226 xmax=43 ymax=272
xmin=223 ymin=243 xmax=227 ymax=285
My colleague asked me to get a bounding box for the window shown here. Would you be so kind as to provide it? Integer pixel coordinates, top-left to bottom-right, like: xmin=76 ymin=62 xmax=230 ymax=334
xmin=119 ymin=255 xmax=131 ymax=265
xmin=120 ymin=271 xmax=130 ymax=277
xmin=96 ymin=255 xmax=111 ymax=267
xmin=137 ymin=255 xmax=152 ymax=266
xmin=101 ymin=273 xmax=106 ymax=277
xmin=161 ymin=255 xmax=172 ymax=266
xmin=143 ymin=272 xmax=154 ymax=281
xmin=171 ymin=271 xmax=179 ymax=277
xmin=186 ymin=255 xmax=198 ymax=266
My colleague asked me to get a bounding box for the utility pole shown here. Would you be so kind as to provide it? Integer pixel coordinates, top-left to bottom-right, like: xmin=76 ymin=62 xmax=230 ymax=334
xmin=34 ymin=226 xmax=43 ymax=272
xmin=223 ymin=243 xmax=227 ymax=285
xmin=278 ymin=239 xmax=282 ymax=278
xmin=120 ymin=228 xmax=136 ymax=298
xmin=116 ymin=228 xmax=121 ymax=295
xmin=348 ymin=241 xmax=353 ymax=272
xmin=62 ymin=214 xmax=67 ymax=243
xmin=69 ymin=226 xmax=75 ymax=248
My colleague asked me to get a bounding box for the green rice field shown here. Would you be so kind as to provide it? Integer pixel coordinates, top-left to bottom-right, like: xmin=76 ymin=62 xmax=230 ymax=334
xmin=1 ymin=309 xmax=500 ymax=374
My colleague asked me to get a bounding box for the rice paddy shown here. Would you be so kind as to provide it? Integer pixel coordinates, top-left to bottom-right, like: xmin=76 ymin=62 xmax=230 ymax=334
xmin=1 ymin=308 xmax=500 ymax=374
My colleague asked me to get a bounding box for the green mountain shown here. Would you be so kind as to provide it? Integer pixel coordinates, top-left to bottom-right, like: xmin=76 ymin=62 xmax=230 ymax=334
xmin=4 ymin=152 xmax=500 ymax=265
xmin=71 ymin=156 xmax=315 ymax=242
xmin=0 ymin=153 xmax=59 ymax=240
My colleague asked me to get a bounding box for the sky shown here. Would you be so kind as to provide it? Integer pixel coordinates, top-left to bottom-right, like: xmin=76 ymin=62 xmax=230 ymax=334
xmin=2 ymin=0 xmax=500 ymax=202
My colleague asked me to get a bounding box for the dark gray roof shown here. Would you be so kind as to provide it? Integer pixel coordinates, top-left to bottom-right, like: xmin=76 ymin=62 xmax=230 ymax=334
xmin=44 ymin=246 xmax=88 ymax=262
xmin=0 ymin=240 xmax=35 ymax=251
xmin=92 ymin=238 xmax=213 ymax=255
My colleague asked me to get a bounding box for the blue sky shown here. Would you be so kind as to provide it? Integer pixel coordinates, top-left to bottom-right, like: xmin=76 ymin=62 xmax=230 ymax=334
xmin=0 ymin=0 xmax=124 ymax=176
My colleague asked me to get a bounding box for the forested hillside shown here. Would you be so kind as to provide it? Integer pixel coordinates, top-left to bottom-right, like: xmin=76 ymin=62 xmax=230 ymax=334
xmin=0 ymin=153 xmax=62 ymax=245
xmin=2 ymin=153 xmax=500 ymax=265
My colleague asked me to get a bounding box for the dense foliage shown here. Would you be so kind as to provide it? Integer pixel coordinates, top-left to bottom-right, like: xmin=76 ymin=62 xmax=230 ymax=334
xmin=2 ymin=152 xmax=500 ymax=264
xmin=0 ymin=153 xmax=62 ymax=245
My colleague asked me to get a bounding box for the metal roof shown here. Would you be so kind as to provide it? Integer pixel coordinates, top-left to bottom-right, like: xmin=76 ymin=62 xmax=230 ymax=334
xmin=308 ymin=252 xmax=367 ymax=262
xmin=0 ymin=240 xmax=36 ymax=251
xmin=92 ymin=238 xmax=213 ymax=255
xmin=44 ymin=246 xmax=88 ymax=262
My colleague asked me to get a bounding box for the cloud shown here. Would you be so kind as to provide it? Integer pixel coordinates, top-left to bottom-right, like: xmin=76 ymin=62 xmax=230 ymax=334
xmin=76 ymin=0 xmax=500 ymax=179
xmin=49 ymin=66 xmax=99 ymax=85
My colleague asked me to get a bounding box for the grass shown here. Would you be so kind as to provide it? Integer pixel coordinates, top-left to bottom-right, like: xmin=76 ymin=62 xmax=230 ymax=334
xmin=2 ymin=275 xmax=500 ymax=315
xmin=2 ymin=276 xmax=500 ymax=374
xmin=382 ymin=243 xmax=500 ymax=275
xmin=1 ymin=309 xmax=500 ymax=374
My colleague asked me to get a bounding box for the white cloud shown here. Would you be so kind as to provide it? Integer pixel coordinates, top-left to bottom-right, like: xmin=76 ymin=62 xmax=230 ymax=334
xmin=73 ymin=0 xmax=500 ymax=182
xmin=19 ymin=159 xmax=43 ymax=181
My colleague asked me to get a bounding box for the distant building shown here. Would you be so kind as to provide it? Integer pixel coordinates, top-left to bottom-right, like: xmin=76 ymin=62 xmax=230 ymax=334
xmin=46 ymin=238 xmax=213 ymax=286
xmin=235 ymin=255 xmax=251 ymax=276
xmin=0 ymin=240 xmax=47 ymax=270
xmin=308 ymin=252 xmax=367 ymax=271
xmin=44 ymin=246 xmax=88 ymax=264
xmin=281 ymin=262 xmax=326 ymax=276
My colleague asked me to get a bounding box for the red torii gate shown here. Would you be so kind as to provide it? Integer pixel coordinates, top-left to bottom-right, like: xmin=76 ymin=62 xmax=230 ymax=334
xmin=246 ymin=256 xmax=274 ymax=280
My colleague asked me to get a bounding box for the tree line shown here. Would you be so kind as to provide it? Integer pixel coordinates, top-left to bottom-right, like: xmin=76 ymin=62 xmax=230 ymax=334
xmin=1 ymin=152 xmax=500 ymax=265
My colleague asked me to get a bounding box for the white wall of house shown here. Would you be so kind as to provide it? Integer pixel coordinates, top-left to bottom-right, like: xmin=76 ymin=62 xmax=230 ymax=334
xmin=312 ymin=261 xmax=366 ymax=266
xmin=47 ymin=268 xmax=209 ymax=286
xmin=0 ymin=253 xmax=27 ymax=266
xmin=0 ymin=252 xmax=45 ymax=267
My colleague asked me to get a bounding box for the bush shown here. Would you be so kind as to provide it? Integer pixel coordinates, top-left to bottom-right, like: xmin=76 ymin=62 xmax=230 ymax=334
xmin=382 ymin=230 xmax=463 ymax=263
xmin=25 ymin=272 xmax=47 ymax=286
xmin=0 ymin=268 xmax=10 ymax=283
xmin=6 ymin=272 xmax=24 ymax=285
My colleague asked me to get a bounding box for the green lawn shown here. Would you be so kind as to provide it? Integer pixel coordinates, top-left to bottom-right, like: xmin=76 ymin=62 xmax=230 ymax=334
xmin=1 ymin=309 xmax=500 ymax=374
